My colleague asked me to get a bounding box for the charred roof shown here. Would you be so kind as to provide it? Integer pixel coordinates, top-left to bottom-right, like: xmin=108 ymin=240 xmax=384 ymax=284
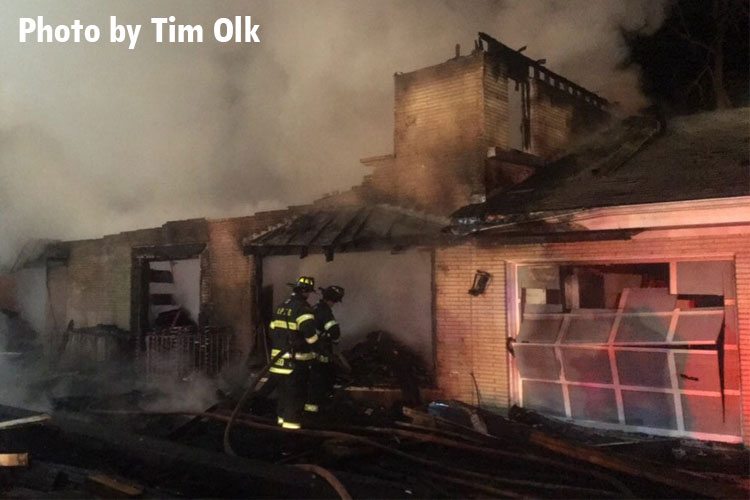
xmin=245 ymin=204 xmax=452 ymax=258
xmin=454 ymin=108 xmax=750 ymax=225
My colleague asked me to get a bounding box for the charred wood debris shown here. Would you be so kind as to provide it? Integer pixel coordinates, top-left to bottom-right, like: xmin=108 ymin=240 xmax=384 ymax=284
xmin=0 ymin=330 xmax=748 ymax=499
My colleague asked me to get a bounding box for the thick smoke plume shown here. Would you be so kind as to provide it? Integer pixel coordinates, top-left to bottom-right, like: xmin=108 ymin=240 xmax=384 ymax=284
xmin=0 ymin=0 xmax=670 ymax=267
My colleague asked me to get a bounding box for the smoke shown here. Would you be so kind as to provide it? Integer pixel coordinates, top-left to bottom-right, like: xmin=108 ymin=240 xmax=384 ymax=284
xmin=0 ymin=0 xmax=671 ymax=267
xmin=0 ymin=309 xmax=225 ymax=413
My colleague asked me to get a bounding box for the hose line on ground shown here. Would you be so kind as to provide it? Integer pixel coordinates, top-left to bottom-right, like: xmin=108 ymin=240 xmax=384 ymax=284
xmin=223 ymin=349 xmax=287 ymax=456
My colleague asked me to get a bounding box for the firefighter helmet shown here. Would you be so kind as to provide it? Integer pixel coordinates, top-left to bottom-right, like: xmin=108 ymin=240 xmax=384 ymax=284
xmin=289 ymin=276 xmax=315 ymax=292
xmin=320 ymin=285 xmax=345 ymax=303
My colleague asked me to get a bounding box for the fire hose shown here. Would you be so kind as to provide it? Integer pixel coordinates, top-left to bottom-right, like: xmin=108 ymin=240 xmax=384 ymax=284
xmin=223 ymin=348 xmax=287 ymax=456
xmin=222 ymin=349 xmax=352 ymax=499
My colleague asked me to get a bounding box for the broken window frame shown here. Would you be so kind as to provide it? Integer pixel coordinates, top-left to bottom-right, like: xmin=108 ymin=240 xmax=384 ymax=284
xmin=130 ymin=243 xmax=207 ymax=334
xmin=507 ymin=259 xmax=742 ymax=443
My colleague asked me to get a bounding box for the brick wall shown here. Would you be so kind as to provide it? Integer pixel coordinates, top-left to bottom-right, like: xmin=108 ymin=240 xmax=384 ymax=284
xmin=66 ymin=236 xmax=142 ymax=330
xmin=435 ymin=245 xmax=509 ymax=408
xmin=394 ymin=53 xmax=486 ymax=157
xmin=736 ymin=249 xmax=750 ymax=444
xmin=483 ymin=56 xmax=509 ymax=152
xmin=64 ymin=223 xmax=207 ymax=331
xmin=205 ymin=210 xmax=292 ymax=354
xmin=60 ymin=211 xmax=293 ymax=355
xmin=361 ymin=50 xmax=609 ymax=213
xmin=529 ymin=79 xmax=609 ymax=159
xmin=435 ymin=232 xmax=750 ymax=444
xmin=360 ymin=52 xmax=493 ymax=214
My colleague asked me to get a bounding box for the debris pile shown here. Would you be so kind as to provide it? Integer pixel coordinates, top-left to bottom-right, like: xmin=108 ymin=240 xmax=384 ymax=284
xmin=343 ymin=331 xmax=431 ymax=401
xmin=1 ymin=394 xmax=747 ymax=499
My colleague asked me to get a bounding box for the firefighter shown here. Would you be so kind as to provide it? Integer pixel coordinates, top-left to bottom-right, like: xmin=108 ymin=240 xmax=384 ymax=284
xmin=305 ymin=285 xmax=344 ymax=417
xmin=269 ymin=276 xmax=319 ymax=429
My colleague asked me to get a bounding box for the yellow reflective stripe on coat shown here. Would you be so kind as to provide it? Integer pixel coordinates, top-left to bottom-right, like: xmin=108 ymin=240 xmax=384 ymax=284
xmin=324 ymin=320 xmax=338 ymax=331
xmin=269 ymin=366 xmax=293 ymax=375
xmin=304 ymin=403 xmax=319 ymax=413
xmin=281 ymin=422 xmax=301 ymax=429
xmin=305 ymin=333 xmax=319 ymax=344
xmin=296 ymin=313 xmax=314 ymax=325
xmin=270 ymin=349 xmax=292 ymax=359
xmin=294 ymin=352 xmax=316 ymax=361
xmin=270 ymin=320 xmax=297 ymax=330
xmin=317 ymin=355 xmax=330 ymax=363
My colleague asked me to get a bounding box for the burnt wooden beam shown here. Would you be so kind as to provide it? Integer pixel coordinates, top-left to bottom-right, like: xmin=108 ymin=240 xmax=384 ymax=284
xmin=131 ymin=243 xmax=206 ymax=261
xmin=478 ymin=32 xmax=608 ymax=108
xmin=0 ymin=414 xmax=51 ymax=431
xmin=0 ymin=405 xmax=333 ymax=498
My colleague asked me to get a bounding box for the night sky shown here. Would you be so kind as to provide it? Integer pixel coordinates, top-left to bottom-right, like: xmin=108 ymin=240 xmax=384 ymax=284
xmin=627 ymin=0 xmax=749 ymax=114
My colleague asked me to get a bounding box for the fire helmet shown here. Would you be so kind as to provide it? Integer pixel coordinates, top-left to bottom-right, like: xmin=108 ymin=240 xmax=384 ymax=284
xmin=320 ymin=285 xmax=345 ymax=303
xmin=289 ymin=276 xmax=316 ymax=293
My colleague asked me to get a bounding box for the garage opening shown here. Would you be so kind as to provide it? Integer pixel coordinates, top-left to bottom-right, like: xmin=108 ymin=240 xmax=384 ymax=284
xmin=512 ymin=261 xmax=741 ymax=442
xmin=262 ymin=249 xmax=434 ymax=367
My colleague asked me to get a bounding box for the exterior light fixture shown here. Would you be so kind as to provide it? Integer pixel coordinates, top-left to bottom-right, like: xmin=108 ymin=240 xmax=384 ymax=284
xmin=469 ymin=270 xmax=492 ymax=296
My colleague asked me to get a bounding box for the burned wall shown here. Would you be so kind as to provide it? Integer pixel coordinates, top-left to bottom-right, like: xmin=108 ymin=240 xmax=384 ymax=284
xmin=529 ymin=79 xmax=609 ymax=159
xmin=434 ymin=231 xmax=750 ymax=445
xmin=206 ymin=217 xmax=257 ymax=355
xmin=360 ymin=49 xmax=608 ymax=214
xmin=21 ymin=212 xmax=292 ymax=358
xmin=394 ymin=52 xmax=488 ymax=158
xmin=67 ymin=228 xmax=171 ymax=331
xmin=361 ymin=52 xmax=495 ymax=214
xmin=13 ymin=266 xmax=47 ymax=335
xmin=198 ymin=210 xmax=292 ymax=354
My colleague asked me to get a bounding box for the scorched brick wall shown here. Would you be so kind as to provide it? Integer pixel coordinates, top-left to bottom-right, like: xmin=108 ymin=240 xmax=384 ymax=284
xmin=529 ymin=79 xmax=609 ymax=159
xmin=361 ymin=49 xmax=607 ymax=214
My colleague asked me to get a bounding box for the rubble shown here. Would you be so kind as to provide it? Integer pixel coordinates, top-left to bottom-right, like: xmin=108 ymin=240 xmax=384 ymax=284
xmin=342 ymin=331 xmax=431 ymax=403
xmin=1 ymin=389 xmax=747 ymax=499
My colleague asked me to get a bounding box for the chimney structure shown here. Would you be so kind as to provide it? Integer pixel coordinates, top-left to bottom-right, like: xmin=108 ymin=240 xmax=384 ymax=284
xmin=359 ymin=33 xmax=609 ymax=214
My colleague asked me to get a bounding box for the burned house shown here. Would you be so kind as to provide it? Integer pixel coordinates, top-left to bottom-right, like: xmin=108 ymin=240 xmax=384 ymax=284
xmin=3 ymin=33 xmax=749 ymax=449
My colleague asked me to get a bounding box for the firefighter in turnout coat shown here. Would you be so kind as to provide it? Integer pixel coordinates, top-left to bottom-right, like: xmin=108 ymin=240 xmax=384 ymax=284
xmin=269 ymin=276 xmax=319 ymax=429
xmin=305 ymin=285 xmax=344 ymax=415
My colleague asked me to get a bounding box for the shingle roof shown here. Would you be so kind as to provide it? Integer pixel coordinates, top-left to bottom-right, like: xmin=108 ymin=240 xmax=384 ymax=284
xmin=244 ymin=204 xmax=451 ymax=256
xmin=454 ymin=108 xmax=750 ymax=222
